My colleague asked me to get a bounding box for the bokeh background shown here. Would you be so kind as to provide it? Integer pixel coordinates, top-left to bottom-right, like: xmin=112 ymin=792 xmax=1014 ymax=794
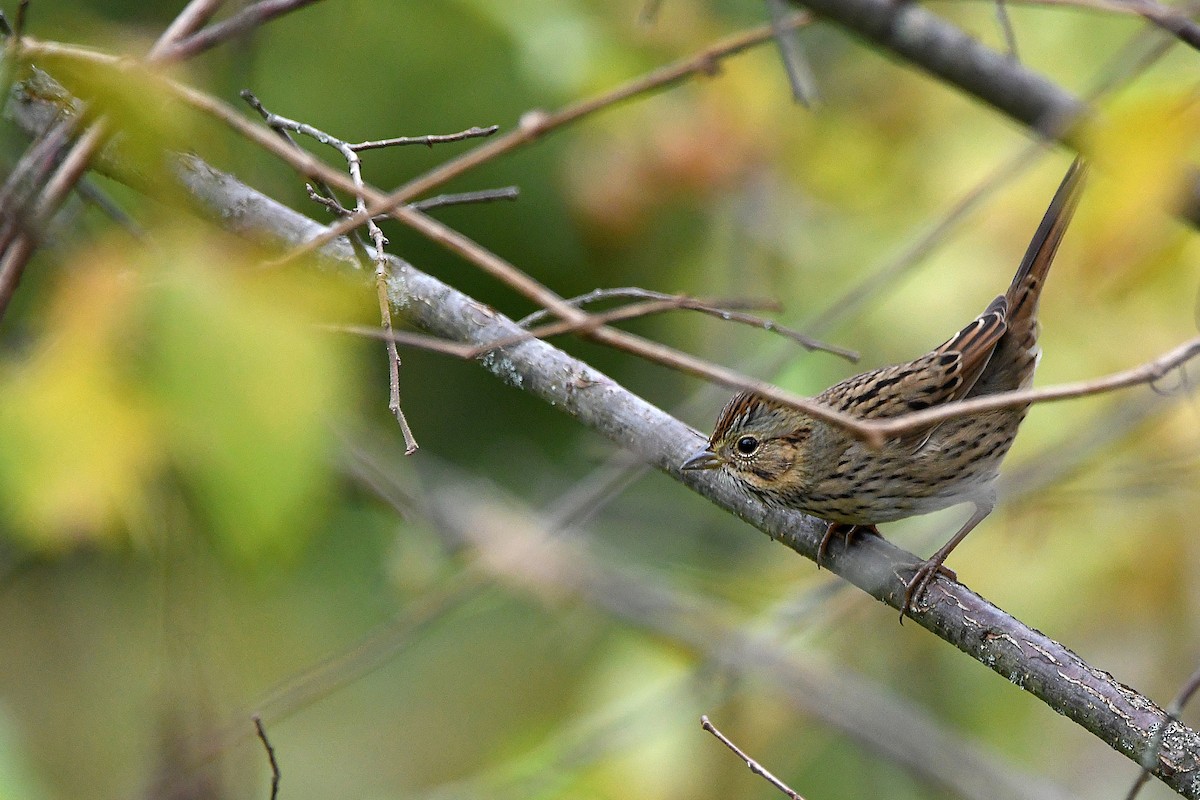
xmin=1 ymin=1 xmax=1199 ymax=799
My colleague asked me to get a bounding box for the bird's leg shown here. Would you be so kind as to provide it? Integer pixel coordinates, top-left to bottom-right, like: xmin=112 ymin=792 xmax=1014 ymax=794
xmin=817 ymin=522 xmax=881 ymax=569
xmin=899 ymin=498 xmax=995 ymax=620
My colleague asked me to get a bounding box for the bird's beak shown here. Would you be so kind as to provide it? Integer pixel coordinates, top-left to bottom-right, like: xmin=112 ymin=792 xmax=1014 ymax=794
xmin=681 ymin=447 xmax=721 ymax=471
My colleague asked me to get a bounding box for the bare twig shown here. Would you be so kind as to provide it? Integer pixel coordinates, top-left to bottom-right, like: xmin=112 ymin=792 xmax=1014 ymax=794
xmin=377 ymin=266 xmax=418 ymax=453
xmin=252 ymin=716 xmax=281 ymax=800
xmin=766 ymin=0 xmax=820 ymax=106
xmin=994 ymin=0 xmax=1200 ymax=52
xmin=0 ymin=120 xmax=101 ymax=321
xmin=310 ymin=186 xmax=521 ymax=216
xmin=242 ymin=89 xmax=420 ymax=451
xmin=995 ymin=0 xmax=1021 ymax=61
xmin=149 ymin=0 xmax=225 ymax=56
xmin=321 ymin=324 xmax=475 ymax=358
xmin=13 ymin=0 xmax=29 ymax=40
xmin=701 ymin=715 xmax=806 ymax=800
xmin=0 ymin=112 xmax=74 ymax=235
xmin=411 ymin=187 xmax=519 ymax=212
xmin=517 ymin=287 xmax=782 ymax=325
xmin=336 ymin=293 xmax=855 ymax=365
xmin=348 ymin=125 xmax=499 ymax=151
xmin=157 ymin=0 xmax=325 ymax=63
xmin=518 ymin=288 xmax=858 ymax=361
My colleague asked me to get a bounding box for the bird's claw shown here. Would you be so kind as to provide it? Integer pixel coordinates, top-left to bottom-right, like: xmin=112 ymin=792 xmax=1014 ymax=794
xmin=898 ymin=560 xmax=958 ymax=622
xmin=816 ymin=523 xmax=880 ymax=569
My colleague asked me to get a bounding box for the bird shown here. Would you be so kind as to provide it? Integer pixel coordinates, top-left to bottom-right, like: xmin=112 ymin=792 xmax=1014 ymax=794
xmin=682 ymin=158 xmax=1086 ymax=618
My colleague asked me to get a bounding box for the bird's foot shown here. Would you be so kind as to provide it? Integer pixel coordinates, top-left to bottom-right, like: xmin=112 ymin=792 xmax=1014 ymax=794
xmin=816 ymin=523 xmax=880 ymax=569
xmin=899 ymin=559 xmax=959 ymax=622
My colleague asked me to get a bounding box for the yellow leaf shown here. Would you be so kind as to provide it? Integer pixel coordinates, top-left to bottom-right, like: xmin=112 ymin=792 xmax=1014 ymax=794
xmin=0 ymin=260 xmax=158 ymax=548
xmin=1082 ymin=90 xmax=1200 ymax=280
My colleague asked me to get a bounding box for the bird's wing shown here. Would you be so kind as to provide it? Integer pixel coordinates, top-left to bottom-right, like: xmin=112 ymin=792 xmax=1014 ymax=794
xmin=818 ymin=297 xmax=1007 ymax=421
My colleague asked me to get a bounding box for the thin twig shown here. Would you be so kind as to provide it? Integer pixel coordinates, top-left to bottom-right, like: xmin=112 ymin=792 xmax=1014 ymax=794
xmin=517 ymin=287 xmax=782 ymax=325
xmin=518 ymin=287 xmax=857 ymax=361
xmin=334 ymin=294 xmax=851 ymax=364
xmin=242 ymin=89 xmax=421 ymax=451
xmin=995 ymin=0 xmax=1021 ymax=60
xmin=411 ymin=187 xmax=519 ymax=212
xmin=74 ymin=178 xmax=144 ymax=238
xmin=157 ymin=0 xmax=325 ymax=63
xmin=252 ymin=716 xmax=281 ymax=800
xmin=377 ymin=267 xmax=419 ymax=453
xmin=701 ymin=715 xmax=806 ymax=800
xmin=0 ymin=120 xmax=101 ymax=322
xmin=150 ymin=0 xmax=225 ymax=56
xmin=766 ymin=0 xmax=820 ymax=106
xmin=348 ymin=125 xmax=499 ymax=151
xmin=322 ymin=324 xmax=477 ymax=358
xmin=311 ymin=186 xmax=521 ymax=216
xmin=1126 ymin=662 xmax=1200 ymax=800
xmin=993 ymin=0 xmax=1200 ymax=52
xmin=305 ymin=185 xmax=347 ymax=216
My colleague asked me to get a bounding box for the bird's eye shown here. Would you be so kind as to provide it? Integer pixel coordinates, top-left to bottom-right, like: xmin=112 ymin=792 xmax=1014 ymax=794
xmin=735 ymin=436 xmax=760 ymax=456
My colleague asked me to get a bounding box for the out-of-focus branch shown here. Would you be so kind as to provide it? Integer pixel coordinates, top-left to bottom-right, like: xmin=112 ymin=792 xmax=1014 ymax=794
xmin=787 ymin=0 xmax=1200 ymax=228
xmin=154 ymin=0 xmax=326 ymax=63
xmin=362 ymin=452 xmax=1072 ymax=800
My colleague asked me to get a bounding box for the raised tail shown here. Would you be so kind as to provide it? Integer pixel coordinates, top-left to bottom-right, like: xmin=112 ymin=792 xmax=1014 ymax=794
xmin=1005 ymin=157 xmax=1088 ymax=322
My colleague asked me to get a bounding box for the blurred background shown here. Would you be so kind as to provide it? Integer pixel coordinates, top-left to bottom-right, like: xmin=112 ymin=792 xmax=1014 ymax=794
xmin=1 ymin=1 xmax=1199 ymax=798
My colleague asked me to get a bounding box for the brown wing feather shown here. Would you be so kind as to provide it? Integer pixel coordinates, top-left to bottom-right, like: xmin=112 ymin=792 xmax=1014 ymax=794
xmin=818 ymin=296 xmax=1007 ymax=422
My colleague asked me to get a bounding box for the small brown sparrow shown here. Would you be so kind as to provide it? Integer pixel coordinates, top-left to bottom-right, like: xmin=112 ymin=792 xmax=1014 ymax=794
xmin=683 ymin=159 xmax=1086 ymax=617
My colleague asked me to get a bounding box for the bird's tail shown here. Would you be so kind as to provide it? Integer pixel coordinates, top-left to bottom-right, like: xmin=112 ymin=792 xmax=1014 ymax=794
xmin=1005 ymin=157 xmax=1088 ymax=323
